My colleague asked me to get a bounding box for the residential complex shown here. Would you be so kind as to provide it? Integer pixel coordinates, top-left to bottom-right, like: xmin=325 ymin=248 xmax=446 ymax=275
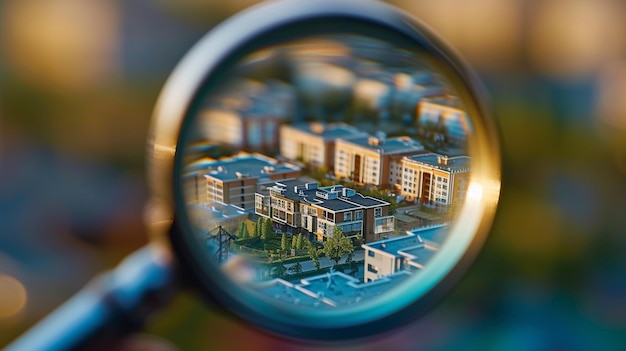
xmin=279 ymin=123 xmax=368 ymax=170
xmin=334 ymin=134 xmax=425 ymax=186
xmin=183 ymin=153 xmax=300 ymax=210
xmin=399 ymin=153 xmax=471 ymax=206
xmin=362 ymin=225 xmax=445 ymax=282
xmin=255 ymin=179 xmax=394 ymax=243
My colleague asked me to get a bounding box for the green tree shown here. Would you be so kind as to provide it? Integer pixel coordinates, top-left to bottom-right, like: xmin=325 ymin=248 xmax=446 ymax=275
xmin=291 ymin=235 xmax=297 ymax=250
xmin=281 ymin=232 xmax=288 ymax=252
xmin=295 ymin=234 xmax=303 ymax=250
xmin=306 ymin=240 xmax=321 ymax=271
xmin=255 ymin=217 xmax=264 ymax=238
xmin=239 ymin=222 xmax=249 ymax=239
xmin=262 ymin=218 xmax=276 ymax=241
xmin=323 ymin=226 xmax=354 ymax=266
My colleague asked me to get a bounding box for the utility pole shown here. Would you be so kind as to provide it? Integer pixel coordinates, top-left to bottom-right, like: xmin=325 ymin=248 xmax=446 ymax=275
xmin=206 ymin=226 xmax=237 ymax=264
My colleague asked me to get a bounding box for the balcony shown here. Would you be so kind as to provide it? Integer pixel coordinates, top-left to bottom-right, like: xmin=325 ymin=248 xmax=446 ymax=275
xmin=374 ymin=215 xmax=394 ymax=234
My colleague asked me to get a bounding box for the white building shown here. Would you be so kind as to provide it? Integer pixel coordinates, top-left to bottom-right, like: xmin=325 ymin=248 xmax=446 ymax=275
xmin=362 ymin=225 xmax=445 ymax=282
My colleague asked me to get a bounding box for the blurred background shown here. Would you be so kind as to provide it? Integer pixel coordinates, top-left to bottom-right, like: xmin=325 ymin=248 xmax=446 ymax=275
xmin=2 ymin=0 xmax=626 ymax=349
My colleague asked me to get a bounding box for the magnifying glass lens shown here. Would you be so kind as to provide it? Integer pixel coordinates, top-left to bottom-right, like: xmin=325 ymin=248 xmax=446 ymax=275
xmin=165 ymin=0 xmax=500 ymax=341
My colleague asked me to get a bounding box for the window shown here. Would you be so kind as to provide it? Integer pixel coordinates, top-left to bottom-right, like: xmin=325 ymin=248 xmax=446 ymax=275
xmin=368 ymin=251 xmax=375 ymax=257
xmin=355 ymin=210 xmax=363 ymax=220
xmin=367 ymin=264 xmax=378 ymax=273
xmin=374 ymin=208 xmax=382 ymax=217
xmin=344 ymin=212 xmax=352 ymax=221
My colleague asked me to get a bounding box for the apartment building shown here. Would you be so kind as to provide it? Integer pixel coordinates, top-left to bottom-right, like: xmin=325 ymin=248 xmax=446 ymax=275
xmin=255 ymin=180 xmax=394 ymax=243
xmin=279 ymin=123 xmax=368 ymax=170
xmin=334 ymin=135 xmax=425 ymax=187
xmin=195 ymin=79 xmax=295 ymax=152
xmin=399 ymin=153 xmax=470 ymax=206
xmin=362 ymin=225 xmax=444 ymax=282
xmin=183 ymin=153 xmax=300 ymax=210
xmin=416 ymin=96 xmax=471 ymax=145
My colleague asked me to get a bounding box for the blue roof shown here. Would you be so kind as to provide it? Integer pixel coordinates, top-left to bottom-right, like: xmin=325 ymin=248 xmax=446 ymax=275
xmin=364 ymin=225 xmax=447 ymax=254
xmin=198 ymin=154 xmax=300 ymax=182
xmin=405 ymin=153 xmax=470 ymax=173
xmin=339 ymin=136 xmax=424 ymax=155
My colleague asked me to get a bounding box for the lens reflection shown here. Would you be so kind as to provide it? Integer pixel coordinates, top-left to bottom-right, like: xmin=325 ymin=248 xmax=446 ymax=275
xmin=180 ymin=34 xmax=473 ymax=310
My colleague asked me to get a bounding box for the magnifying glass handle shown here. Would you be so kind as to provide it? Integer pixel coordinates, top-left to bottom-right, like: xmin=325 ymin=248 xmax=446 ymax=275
xmin=6 ymin=243 xmax=178 ymax=351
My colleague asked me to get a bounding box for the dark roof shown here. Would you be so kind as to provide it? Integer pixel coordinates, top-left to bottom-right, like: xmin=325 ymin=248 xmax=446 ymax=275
xmin=345 ymin=194 xmax=388 ymax=207
xmin=315 ymin=199 xmax=360 ymax=212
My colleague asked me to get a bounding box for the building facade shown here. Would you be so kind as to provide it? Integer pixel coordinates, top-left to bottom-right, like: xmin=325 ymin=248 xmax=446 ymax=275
xmin=196 ymin=79 xmax=296 ymax=152
xmin=279 ymin=122 xmax=368 ymax=170
xmin=255 ymin=180 xmax=394 ymax=243
xmin=183 ymin=153 xmax=300 ymax=210
xmin=362 ymin=225 xmax=443 ymax=282
xmin=399 ymin=153 xmax=470 ymax=206
xmin=334 ymin=135 xmax=425 ymax=187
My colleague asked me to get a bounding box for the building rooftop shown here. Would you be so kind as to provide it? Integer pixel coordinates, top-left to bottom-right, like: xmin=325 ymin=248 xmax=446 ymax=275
xmin=404 ymin=153 xmax=471 ymax=173
xmin=200 ymin=153 xmax=300 ymax=182
xmin=397 ymin=245 xmax=438 ymax=269
xmin=409 ymin=224 xmax=449 ymax=246
xmin=338 ymin=135 xmax=424 ymax=155
xmin=344 ymin=193 xmax=388 ymax=207
xmin=263 ymin=180 xmax=389 ymax=213
xmin=364 ymin=225 xmax=447 ymax=255
xmin=314 ymin=198 xmax=361 ymax=212
xmin=254 ymin=270 xmax=413 ymax=308
xmin=255 ymin=279 xmax=324 ymax=308
xmin=283 ymin=122 xmax=369 ymax=141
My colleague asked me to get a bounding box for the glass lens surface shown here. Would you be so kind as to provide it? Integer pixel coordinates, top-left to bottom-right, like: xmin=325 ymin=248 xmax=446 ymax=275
xmin=172 ymin=25 xmax=498 ymax=336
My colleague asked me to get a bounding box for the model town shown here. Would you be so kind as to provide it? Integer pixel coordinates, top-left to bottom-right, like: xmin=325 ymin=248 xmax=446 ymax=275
xmin=182 ymin=37 xmax=472 ymax=307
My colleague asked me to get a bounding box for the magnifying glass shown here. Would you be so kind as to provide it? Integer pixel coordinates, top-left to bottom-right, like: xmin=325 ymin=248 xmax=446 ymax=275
xmin=7 ymin=0 xmax=501 ymax=349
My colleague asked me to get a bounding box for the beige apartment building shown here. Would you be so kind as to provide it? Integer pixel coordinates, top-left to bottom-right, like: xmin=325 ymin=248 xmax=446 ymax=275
xmin=195 ymin=79 xmax=295 ymax=152
xmin=399 ymin=153 xmax=470 ymax=206
xmin=279 ymin=123 xmax=368 ymax=170
xmin=334 ymin=135 xmax=425 ymax=187
xmin=416 ymin=96 xmax=471 ymax=145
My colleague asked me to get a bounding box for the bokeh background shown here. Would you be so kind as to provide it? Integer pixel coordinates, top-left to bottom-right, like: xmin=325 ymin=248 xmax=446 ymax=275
xmin=2 ymin=0 xmax=626 ymax=349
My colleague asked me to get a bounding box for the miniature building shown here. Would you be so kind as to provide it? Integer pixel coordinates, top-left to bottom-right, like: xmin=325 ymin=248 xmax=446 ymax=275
xmin=195 ymin=79 xmax=296 ymax=151
xmin=184 ymin=153 xmax=300 ymax=210
xmin=416 ymin=96 xmax=471 ymax=145
xmin=399 ymin=153 xmax=470 ymax=206
xmin=279 ymin=123 xmax=368 ymax=170
xmin=255 ymin=180 xmax=393 ymax=242
xmin=362 ymin=225 xmax=445 ymax=283
xmin=334 ymin=134 xmax=425 ymax=187
xmin=254 ymin=270 xmax=412 ymax=308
